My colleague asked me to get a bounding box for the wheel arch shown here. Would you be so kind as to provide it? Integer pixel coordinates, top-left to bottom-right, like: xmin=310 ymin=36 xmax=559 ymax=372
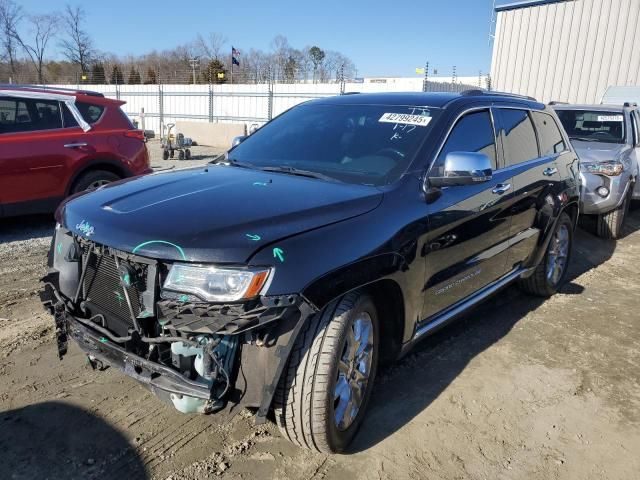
xmin=525 ymin=200 xmax=579 ymax=274
xmin=301 ymin=253 xmax=408 ymax=365
xmin=66 ymin=159 xmax=132 ymax=195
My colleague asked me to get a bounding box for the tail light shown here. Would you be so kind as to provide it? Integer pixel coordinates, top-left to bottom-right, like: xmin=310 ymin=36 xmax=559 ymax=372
xmin=124 ymin=129 xmax=146 ymax=141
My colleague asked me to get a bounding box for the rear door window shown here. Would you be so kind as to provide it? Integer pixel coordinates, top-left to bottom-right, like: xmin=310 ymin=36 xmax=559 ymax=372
xmin=498 ymin=109 xmax=539 ymax=166
xmin=432 ymin=109 xmax=497 ymax=176
xmin=531 ymin=112 xmax=566 ymax=155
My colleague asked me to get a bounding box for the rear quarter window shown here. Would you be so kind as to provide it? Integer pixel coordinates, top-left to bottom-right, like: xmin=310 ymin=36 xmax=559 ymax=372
xmin=532 ymin=112 xmax=566 ymax=155
xmin=62 ymin=101 xmax=105 ymax=128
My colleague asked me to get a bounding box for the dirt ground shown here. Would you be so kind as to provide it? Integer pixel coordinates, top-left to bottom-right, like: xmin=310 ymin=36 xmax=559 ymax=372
xmin=1 ymin=163 xmax=639 ymax=478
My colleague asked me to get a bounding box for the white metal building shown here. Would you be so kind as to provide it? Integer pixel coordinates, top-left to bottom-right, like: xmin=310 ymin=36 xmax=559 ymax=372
xmin=490 ymin=0 xmax=640 ymax=104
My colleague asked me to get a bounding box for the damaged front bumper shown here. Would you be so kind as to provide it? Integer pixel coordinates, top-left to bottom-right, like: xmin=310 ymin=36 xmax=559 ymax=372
xmin=41 ymin=272 xmax=316 ymax=422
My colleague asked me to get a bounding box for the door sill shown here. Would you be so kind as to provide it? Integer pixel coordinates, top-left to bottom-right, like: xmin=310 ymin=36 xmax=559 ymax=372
xmin=408 ymin=267 xmax=527 ymax=347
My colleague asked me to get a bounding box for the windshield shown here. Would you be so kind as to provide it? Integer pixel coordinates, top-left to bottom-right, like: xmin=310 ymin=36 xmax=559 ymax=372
xmin=228 ymin=103 xmax=440 ymax=186
xmin=556 ymin=109 xmax=626 ymax=144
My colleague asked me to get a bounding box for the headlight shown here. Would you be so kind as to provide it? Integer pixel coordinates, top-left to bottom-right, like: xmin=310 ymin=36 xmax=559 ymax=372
xmin=163 ymin=264 xmax=271 ymax=302
xmin=580 ymin=161 xmax=623 ymax=176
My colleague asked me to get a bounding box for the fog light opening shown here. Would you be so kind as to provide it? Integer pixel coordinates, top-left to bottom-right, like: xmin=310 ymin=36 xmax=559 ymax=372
xmin=596 ymin=186 xmax=609 ymax=198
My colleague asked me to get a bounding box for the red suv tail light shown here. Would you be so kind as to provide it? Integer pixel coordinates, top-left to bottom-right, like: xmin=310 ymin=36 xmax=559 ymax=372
xmin=124 ymin=129 xmax=146 ymax=141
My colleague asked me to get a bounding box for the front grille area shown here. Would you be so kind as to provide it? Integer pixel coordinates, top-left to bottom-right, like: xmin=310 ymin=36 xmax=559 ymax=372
xmin=83 ymin=253 xmax=145 ymax=325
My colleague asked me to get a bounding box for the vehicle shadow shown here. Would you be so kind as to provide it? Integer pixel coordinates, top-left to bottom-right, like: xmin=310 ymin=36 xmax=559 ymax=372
xmin=0 ymin=214 xmax=55 ymax=243
xmin=350 ymin=208 xmax=639 ymax=453
xmin=0 ymin=401 xmax=147 ymax=480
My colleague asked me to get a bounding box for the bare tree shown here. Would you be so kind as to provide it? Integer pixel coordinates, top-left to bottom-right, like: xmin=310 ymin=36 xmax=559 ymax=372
xmin=60 ymin=5 xmax=94 ymax=73
xmin=196 ymin=32 xmax=226 ymax=60
xmin=13 ymin=14 xmax=58 ymax=83
xmin=0 ymin=0 xmax=22 ymax=76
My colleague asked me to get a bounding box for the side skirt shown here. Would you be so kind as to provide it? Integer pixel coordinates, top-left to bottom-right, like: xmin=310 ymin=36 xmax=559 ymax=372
xmin=402 ymin=267 xmax=530 ymax=356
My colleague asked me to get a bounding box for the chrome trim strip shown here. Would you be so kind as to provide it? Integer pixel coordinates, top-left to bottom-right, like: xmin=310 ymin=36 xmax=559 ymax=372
xmin=412 ymin=267 xmax=525 ymax=341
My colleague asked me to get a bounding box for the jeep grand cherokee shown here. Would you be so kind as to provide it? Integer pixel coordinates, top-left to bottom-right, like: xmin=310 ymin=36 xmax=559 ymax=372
xmin=41 ymin=91 xmax=580 ymax=453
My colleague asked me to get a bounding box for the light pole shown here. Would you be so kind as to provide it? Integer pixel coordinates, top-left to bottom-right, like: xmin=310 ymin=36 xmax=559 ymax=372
xmin=189 ymin=58 xmax=200 ymax=84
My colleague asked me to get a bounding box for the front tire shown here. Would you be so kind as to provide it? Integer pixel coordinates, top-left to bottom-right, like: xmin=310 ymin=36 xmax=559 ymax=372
xmin=519 ymin=212 xmax=573 ymax=297
xmin=274 ymin=292 xmax=379 ymax=453
xmin=596 ymin=189 xmax=631 ymax=239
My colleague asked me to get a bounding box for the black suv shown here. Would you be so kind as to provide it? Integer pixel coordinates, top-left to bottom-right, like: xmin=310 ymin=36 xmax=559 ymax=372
xmin=42 ymin=91 xmax=580 ymax=453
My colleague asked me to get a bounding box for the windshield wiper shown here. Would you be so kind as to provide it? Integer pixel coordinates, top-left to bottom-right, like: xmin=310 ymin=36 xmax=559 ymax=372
xmin=570 ymin=136 xmax=601 ymax=142
xmin=210 ymin=155 xmax=256 ymax=169
xmin=261 ymin=166 xmax=341 ymax=182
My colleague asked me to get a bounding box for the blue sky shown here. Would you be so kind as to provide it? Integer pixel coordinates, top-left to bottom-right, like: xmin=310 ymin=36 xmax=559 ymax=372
xmin=18 ymin=0 xmax=498 ymax=77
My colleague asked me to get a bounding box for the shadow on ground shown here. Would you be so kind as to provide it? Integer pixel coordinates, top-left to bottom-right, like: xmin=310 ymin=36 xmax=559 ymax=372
xmin=0 ymin=401 xmax=147 ymax=480
xmin=0 ymin=214 xmax=55 ymax=243
xmin=350 ymin=208 xmax=639 ymax=452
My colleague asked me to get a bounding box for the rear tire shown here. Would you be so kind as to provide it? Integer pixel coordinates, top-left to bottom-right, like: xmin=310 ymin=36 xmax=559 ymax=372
xmin=273 ymin=291 xmax=379 ymax=453
xmin=185 ymin=149 xmax=191 ymax=160
xmin=519 ymin=212 xmax=573 ymax=297
xmin=71 ymin=170 xmax=120 ymax=194
xmin=596 ymin=189 xmax=631 ymax=239
xmin=162 ymin=150 xmax=169 ymax=160
xmin=178 ymin=150 xmax=185 ymax=160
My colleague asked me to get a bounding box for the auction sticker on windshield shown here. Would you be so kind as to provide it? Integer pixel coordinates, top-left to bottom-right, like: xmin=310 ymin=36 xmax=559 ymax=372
xmin=597 ymin=115 xmax=624 ymax=122
xmin=379 ymin=112 xmax=432 ymax=127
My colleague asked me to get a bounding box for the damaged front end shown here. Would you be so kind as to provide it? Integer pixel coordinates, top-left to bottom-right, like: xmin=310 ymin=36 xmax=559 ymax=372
xmin=40 ymin=225 xmax=314 ymax=421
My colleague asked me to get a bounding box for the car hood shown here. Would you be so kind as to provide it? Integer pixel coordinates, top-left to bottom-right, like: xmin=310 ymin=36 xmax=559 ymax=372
xmin=60 ymin=165 xmax=383 ymax=263
xmin=570 ymin=140 xmax=630 ymax=163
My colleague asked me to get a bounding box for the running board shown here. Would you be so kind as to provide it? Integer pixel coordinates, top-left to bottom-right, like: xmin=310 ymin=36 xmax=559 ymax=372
xmin=411 ymin=267 xmax=526 ymax=343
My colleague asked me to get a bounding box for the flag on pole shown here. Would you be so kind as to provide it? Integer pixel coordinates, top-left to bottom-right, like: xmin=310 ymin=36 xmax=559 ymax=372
xmin=232 ymin=47 xmax=240 ymax=66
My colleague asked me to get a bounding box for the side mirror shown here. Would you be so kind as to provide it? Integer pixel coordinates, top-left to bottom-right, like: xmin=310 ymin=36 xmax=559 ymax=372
xmin=231 ymin=135 xmax=247 ymax=148
xmin=429 ymin=151 xmax=493 ymax=187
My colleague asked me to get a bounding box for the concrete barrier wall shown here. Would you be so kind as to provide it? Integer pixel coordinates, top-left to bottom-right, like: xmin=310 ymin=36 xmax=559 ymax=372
xmin=174 ymin=121 xmax=246 ymax=148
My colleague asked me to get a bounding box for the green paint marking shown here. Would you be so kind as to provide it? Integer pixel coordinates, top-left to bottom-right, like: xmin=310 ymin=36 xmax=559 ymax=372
xmin=122 ymin=274 xmax=131 ymax=286
xmin=132 ymin=240 xmax=187 ymax=260
xmin=99 ymin=337 xmax=108 ymax=343
xmin=273 ymin=247 xmax=285 ymax=263
xmin=253 ymin=181 xmax=268 ymax=187
xmin=114 ymin=291 xmax=125 ymax=307
xmin=56 ymin=243 xmax=63 ymax=254
xmin=245 ymin=234 xmax=261 ymax=241
xmin=139 ymin=310 xmax=153 ymax=318
xmin=178 ymin=294 xmax=190 ymax=302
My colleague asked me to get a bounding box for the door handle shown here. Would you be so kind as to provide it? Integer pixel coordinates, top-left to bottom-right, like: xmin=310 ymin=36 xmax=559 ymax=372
xmin=492 ymin=183 xmax=512 ymax=195
xmin=63 ymin=142 xmax=88 ymax=148
xmin=543 ymin=167 xmax=558 ymax=176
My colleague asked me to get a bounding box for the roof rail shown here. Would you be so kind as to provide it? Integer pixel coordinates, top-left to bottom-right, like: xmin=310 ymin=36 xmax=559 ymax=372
xmin=0 ymin=84 xmax=104 ymax=97
xmin=624 ymin=102 xmax=638 ymax=107
xmin=460 ymin=89 xmax=538 ymax=101
xmin=548 ymin=100 xmax=569 ymax=105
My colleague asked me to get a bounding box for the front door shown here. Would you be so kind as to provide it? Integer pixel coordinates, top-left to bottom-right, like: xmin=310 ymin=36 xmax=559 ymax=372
xmin=421 ymin=109 xmax=515 ymax=320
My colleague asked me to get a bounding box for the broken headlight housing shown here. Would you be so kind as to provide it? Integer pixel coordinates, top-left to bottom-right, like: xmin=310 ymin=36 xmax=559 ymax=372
xmin=162 ymin=264 xmax=271 ymax=302
xmin=580 ymin=161 xmax=624 ymax=176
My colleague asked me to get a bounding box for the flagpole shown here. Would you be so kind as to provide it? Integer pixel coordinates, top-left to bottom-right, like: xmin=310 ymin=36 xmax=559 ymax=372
xmin=231 ymin=47 xmax=234 ymax=85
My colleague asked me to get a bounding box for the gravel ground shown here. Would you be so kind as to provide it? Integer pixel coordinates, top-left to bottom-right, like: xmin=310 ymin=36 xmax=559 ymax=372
xmin=1 ymin=156 xmax=639 ymax=479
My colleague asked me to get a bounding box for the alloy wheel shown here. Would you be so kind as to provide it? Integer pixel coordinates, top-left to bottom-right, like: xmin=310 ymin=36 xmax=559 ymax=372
xmin=546 ymin=223 xmax=570 ymax=285
xmin=333 ymin=312 xmax=374 ymax=431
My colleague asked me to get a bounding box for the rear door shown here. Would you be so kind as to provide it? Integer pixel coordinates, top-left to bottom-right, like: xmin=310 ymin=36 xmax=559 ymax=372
xmin=0 ymin=96 xmax=86 ymax=212
xmin=495 ymin=108 xmax=565 ymax=269
xmin=421 ymin=108 xmax=515 ymax=319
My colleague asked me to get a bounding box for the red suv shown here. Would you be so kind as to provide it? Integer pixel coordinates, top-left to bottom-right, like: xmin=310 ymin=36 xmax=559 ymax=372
xmin=0 ymin=86 xmax=151 ymax=217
